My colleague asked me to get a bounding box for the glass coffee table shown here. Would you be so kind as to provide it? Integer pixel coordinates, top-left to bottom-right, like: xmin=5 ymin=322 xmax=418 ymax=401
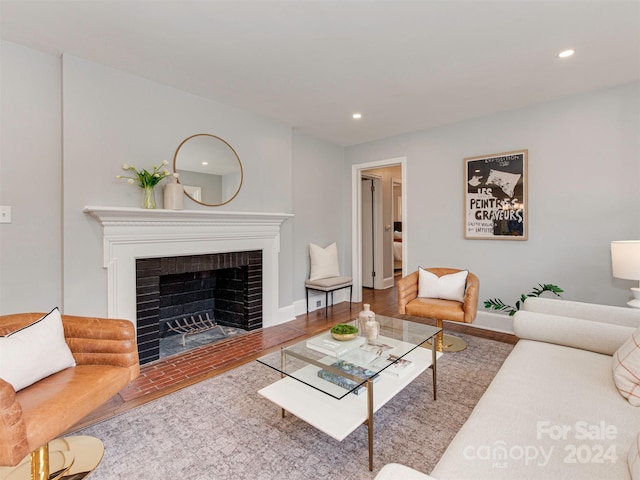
xmin=256 ymin=315 xmax=442 ymax=471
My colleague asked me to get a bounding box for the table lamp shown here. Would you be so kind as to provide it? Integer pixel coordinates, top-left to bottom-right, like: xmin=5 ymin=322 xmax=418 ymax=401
xmin=611 ymin=240 xmax=640 ymax=308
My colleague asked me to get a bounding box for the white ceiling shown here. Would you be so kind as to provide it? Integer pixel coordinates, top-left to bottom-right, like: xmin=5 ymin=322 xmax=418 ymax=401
xmin=2 ymin=0 xmax=639 ymax=146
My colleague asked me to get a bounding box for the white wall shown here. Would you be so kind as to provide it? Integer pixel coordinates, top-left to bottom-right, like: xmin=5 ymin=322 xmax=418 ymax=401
xmin=0 ymin=42 xmax=62 ymax=313
xmin=346 ymin=82 xmax=640 ymax=308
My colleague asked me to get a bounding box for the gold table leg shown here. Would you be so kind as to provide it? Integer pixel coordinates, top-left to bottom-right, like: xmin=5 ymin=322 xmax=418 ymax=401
xmin=432 ymin=335 xmax=437 ymax=400
xmin=280 ymin=347 xmax=286 ymax=418
xmin=367 ymin=378 xmax=374 ymax=472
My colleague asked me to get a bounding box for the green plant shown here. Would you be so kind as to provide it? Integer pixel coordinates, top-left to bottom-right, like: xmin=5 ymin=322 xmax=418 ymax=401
xmin=331 ymin=324 xmax=358 ymax=335
xmin=484 ymin=283 xmax=564 ymax=316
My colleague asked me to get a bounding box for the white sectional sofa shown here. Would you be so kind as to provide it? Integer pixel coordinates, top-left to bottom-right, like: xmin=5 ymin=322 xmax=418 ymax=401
xmin=376 ymin=298 xmax=640 ymax=479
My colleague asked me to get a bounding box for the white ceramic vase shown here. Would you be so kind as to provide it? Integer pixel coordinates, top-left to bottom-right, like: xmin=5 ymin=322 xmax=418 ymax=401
xmin=365 ymin=318 xmax=380 ymax=343
xmin=358 ymin=304 xmax=375 ymax=336
xmin=163 ymin=177 xmax=184 ymax=210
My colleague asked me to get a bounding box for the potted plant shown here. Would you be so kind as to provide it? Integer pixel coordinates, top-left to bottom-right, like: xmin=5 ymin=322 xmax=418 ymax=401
xmin=484 ymin=283 xmax=564 ymax=316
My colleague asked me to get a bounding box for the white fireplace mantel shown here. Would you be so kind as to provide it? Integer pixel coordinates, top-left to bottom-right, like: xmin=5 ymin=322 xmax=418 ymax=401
xmin=84 ymin=206 xmax=293 ymax=329
xmin=84 ymin=206 xmax=293 ymax=229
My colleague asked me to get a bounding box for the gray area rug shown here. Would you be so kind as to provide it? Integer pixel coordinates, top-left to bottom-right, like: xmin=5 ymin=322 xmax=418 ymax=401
xmin=77 ymin=333 xmax=513 ymax=479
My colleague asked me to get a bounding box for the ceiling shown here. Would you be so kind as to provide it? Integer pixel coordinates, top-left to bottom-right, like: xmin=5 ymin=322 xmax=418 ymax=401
xmin=1 ymin=0 xmax=639 ymax=146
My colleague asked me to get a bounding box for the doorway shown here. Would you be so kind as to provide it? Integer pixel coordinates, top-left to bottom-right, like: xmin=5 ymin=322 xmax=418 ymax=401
xmin=361 ymin=174 xmax=382 ymax=289
xmin=392 ymin=177 xmax=403 ymax=275
xmin=351 ymin=157 xmax=407 ymax=303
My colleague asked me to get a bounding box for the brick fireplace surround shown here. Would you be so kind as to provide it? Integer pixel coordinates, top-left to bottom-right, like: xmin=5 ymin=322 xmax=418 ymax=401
xmin=84 ymin=207 xmax=293 ymax=362
xmin=136 ymin=250 xmax=262 ymax=364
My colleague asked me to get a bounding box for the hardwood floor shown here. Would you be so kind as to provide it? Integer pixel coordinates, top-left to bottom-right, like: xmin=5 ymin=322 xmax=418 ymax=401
xmin=69 ymin=283 xmax=516 ymax=433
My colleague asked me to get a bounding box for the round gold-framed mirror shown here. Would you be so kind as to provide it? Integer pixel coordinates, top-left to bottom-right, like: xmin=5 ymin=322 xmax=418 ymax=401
xmin=173 ymin=133 xmax=243 ymax=206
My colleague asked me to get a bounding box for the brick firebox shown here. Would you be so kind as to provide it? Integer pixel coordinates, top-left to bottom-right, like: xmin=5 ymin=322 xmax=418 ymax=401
xmin=135 ymin=251 xmax=262 ymax=364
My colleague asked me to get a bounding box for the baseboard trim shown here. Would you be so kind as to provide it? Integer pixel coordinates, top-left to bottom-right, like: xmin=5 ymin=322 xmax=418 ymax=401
xmin=278 ymin=304 xmax=296 ymax=325
xmin=471 ymin=311 xmax=514 ymax=334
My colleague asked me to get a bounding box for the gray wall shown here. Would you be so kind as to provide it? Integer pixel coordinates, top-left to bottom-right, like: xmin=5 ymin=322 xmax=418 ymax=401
xmin=60 ymin=54 xmax=294 ymax=317
xmin=2 ymin=39 xmax=639 ymax=319
xmin=0 ymin=42 xmax=62 ymax=313
xmin=292 ymin=130 xmax=346 ymax=312
xmin=0 ymin=42 xmax=301 ymax=317
xmin=346 ymin=82 xmax=640 ymax=307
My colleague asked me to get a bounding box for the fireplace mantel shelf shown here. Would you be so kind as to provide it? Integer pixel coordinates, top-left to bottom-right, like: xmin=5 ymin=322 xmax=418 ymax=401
xmin=84 ymin=206 xmax=293 ymax=227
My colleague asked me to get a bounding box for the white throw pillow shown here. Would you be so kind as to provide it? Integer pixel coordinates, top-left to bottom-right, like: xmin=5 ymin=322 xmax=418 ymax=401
xmin=629 ymin=432 xmax=640 ymax=480
xmin=612 ymin=326 xmax=640 ymax=406
xmin=418 ymin=268 xmax=468 ymax=303
xmin=309 ymin=242 xmax=340 ymax=281
xmin=0 ymin=307 xmax=76 ymax=391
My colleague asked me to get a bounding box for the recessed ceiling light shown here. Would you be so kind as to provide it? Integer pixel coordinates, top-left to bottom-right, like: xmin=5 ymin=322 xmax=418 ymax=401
xmin=558 ymin=49 xmax=575 ymax=59
xmin=202 ymin=161 xmax=208 ymax=165
xmin=352 ymin=113 xmax=362 ymax=120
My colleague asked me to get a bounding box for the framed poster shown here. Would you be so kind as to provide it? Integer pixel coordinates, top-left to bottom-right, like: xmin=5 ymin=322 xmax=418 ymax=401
xmin=464 ymin=149 xmax=528 ymax=240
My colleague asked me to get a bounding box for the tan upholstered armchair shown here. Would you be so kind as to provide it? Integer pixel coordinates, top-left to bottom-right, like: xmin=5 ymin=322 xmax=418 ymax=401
xmin=397 ymin=268 xmax=480 ymax=352
xmin=0 ymin=312 xmax=139 ymax=479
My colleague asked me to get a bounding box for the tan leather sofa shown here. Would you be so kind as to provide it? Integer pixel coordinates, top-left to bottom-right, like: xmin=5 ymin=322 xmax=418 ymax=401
xmin=397 ymin=268 xmax=479 ymax=351
xmin=0 ymin=312 xmax=139 ymax=468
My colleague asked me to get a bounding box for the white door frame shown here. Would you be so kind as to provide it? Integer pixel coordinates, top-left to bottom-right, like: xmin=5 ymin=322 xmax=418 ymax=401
xmin=351 ymin=157 xmax=407 ymax=303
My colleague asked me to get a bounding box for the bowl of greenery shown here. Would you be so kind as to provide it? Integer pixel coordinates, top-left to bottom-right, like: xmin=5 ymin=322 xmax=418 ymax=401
xmin=330 ymin=323 xmax=359 ymax=341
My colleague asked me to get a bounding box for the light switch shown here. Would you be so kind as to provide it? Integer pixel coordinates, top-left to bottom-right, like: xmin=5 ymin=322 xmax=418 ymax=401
xmin=0 ymin=206 xmax=12 ymax=224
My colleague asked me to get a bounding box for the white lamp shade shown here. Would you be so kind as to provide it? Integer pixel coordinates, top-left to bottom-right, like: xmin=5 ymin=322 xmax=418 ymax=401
xmin=611 ymin=241 xmax=640 ymax=281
